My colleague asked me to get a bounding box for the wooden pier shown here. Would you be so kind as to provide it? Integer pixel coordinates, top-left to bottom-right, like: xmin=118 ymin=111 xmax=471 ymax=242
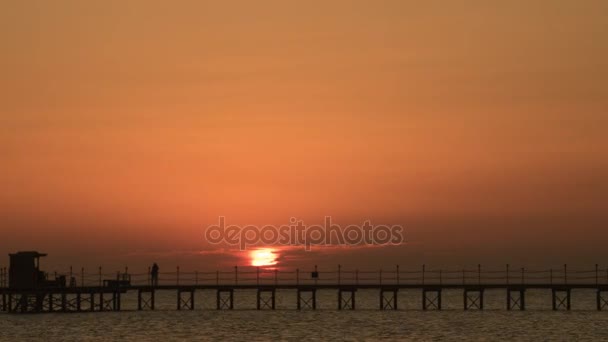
xmin=1 ymin=264 xmax=608 ymax=313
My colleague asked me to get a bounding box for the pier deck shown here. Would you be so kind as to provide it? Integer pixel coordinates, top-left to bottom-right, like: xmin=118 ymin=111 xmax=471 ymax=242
xmin=1 ymin=265 xmax=607 ymax=313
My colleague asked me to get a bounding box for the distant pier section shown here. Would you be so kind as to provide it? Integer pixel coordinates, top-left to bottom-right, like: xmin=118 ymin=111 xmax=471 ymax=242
xmin=1 ymin=251 xmax=607 ymax=313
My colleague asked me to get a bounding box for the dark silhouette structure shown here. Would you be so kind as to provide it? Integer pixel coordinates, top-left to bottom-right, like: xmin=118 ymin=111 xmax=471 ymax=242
xmin=9 ymin=251 xmax=47 ymax=289
xmin=1 ymin=253 xmax=608 ymax=314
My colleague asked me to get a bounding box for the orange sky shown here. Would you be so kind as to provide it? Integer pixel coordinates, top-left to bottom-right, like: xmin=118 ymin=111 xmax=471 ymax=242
xmin=1 ymin=1 xmax=607 ymax=271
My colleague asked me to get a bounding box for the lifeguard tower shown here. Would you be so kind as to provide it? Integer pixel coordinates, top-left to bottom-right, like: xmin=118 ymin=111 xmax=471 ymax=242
xmin=9 ymin=251 xmax=48 ymax=289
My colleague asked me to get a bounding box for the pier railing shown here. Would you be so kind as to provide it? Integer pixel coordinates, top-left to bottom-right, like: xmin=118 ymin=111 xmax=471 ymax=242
xmin=1 ymin=264 xmax=607 ymax=288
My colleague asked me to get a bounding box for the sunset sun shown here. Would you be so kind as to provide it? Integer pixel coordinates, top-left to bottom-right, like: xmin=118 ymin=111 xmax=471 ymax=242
xmin=250 ymin=248 xmax=278 ymax=267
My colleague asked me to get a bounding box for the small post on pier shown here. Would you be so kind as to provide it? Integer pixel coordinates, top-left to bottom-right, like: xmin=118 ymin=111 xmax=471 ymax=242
xmin=596 ymin=264 xmax=599 ymax=286
xmin=422 ymin=264 xmax=425 ymax=285
xmin=98 ymin=267 xmax=102 ymax=287
xmin=396 ymin=265 xmax=400 ymax=285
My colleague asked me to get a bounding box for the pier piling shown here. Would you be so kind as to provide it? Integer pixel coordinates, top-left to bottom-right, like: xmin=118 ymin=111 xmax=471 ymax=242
xmin=464 ymin=288 xmax=484 ymax=310
xmin=138 ymin=289 xmax=155 ymax=310
xmin=552 ymin=288 xmax=571 ymax=311
xmin=297 ymin=288 xmax=316 ymax=310
xmin=257 ymin=288 xmax=276 ymax=310
xmin=338 ymin=288 xmax=356 ymax=310
xmin=216 ymin=289 xmax=234 ymax=310
xmin=422 ymin=289 xmax=442 ymax=310
xmin=507 ymin=288 xmax=526 ymax=311
xmin=380 ymin=288 xmax=398 ymax=310
xmin=177 ymin=289 xmax=194 ymax=310
xmin=597 ymin=289 xmax=607 ymax=311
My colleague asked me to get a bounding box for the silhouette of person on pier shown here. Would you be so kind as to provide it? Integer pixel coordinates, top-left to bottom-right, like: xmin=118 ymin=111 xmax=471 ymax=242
xmin=151 ymin=263 xmax=159 ymax=286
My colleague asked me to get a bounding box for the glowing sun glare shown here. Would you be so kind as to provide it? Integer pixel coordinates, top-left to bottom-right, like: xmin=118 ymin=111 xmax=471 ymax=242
xmin=250 ymin=248 xmax=278 ymax=267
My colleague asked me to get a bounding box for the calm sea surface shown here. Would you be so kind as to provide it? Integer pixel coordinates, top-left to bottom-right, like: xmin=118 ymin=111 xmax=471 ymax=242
xmin=1 ymin=289 xmax=607 ymax=341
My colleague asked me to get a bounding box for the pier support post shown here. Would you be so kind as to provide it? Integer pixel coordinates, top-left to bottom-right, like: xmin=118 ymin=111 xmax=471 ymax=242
xmin=297 ymin=289 xmax=316 ymax=310
xmin=338 ymin=288 xmax=356 ymax=310
xmin=216 ymin=289 xmax=234 ymax=310
xmin=177 ymin=289 xmax=195 ymax=310
xmin=21 ymin=294 xmax=28 ymax=312
xmin=35 ymin=294 xmax=44 ymax=312
xmin=112 ymin=292 xmax=121 ymax=311
xmin=90 ymin=292 xmax=95 ymax=312
xmin=76 ymin=293 xmax=81 ymax=312
xmin=597 ymin=289 xmax=607 ymax=311
xmin=422 ymin=289 xmax=442 ymax=310
xmin=11 ymin=293 xmax=44 ymax=313
xmin=2 ymin=293 xmax=6 ymax=312
xmin=380 ymin=288 xmax=398 ymax=310
xmin=61 ymin=293 xmax=67 ymax=312
xmin=138 ymin=289 xmax=155 ymax=310
xmin=99 ymin=292 xmax=114 ymax=311
xmin=257 ymin=288 xmax=276 ymax=310
xmin=507 ymin=288 xmax=526 ymax=311
xmin=62 ymin=293 xmax=78 ymax=312
xmin=552 ymin=288 xmax=571 ymax=311
xmin=48 ymin=293 xmax=54 ymax=312
xmin=464 ymin=288 xmax=484 ymax=310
